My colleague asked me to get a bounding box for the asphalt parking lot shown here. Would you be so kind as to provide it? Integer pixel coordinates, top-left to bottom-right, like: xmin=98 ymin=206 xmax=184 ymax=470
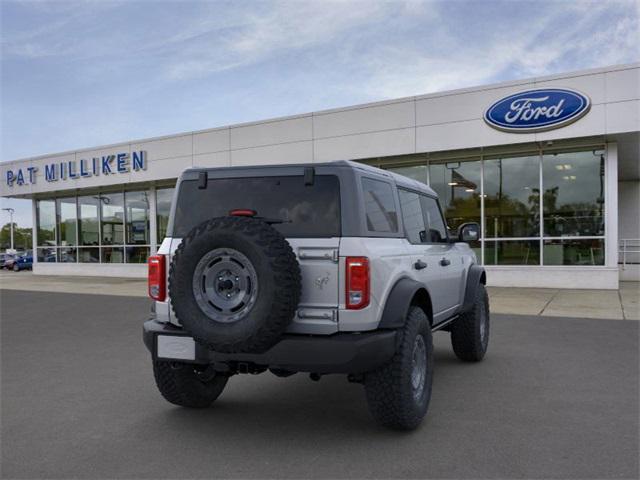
xmin=1 ymin=289 xmax=638 ymax=479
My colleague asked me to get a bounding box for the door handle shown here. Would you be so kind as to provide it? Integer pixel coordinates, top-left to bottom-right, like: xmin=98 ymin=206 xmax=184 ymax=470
xmin=414 ymin=260 xmax=427 ymax=270
xmin=439 ymin=257 xmax=451 ymax=267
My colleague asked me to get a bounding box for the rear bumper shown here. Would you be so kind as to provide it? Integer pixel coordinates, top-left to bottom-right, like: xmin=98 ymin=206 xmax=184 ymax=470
xmin=143 ymin=319 xmax=397 ymax=374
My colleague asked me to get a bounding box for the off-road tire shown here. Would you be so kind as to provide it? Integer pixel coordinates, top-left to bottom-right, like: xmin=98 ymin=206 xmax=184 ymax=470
xmin=153 ymin=361 xmax=228 ymax=408
xmin=450 ymin=283 xmax=489 ymax=362
xmin=169 ymin=216 xmax=301 ymax=354
xmin=364 ymin=306 xmax=433 ymax=430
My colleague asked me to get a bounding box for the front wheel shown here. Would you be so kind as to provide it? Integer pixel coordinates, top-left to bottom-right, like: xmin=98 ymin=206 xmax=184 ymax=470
xmin=364 ymin=306 xmax=433 ymax=430
xmin=450 ymin=283 xmax=490 ymax=362
xmin=152 ymin=361 xmax=228 ymax=408
xmin=13 ymin=264 xmax=19 ymax=272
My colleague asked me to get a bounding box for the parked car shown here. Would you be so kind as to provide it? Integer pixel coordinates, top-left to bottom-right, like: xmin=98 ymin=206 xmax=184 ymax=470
xmin=2 ymin=253 xmax=17 ymax=270
xmin=12 ymin=253 xmax=33 ymax=271
xmin=144 ymin=161 xmax=489 ymax=430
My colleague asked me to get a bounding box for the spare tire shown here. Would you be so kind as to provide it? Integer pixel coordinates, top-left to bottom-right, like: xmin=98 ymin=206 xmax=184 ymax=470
xmin=169 ymin=216 xmax=301 ymax=353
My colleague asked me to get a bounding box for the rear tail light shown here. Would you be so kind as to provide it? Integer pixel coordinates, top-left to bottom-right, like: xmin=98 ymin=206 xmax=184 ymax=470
xmin=148 ymin=255 xmax=166 ymax=301
xmin=229 ymin=209 xmax=257 ymax=217
xmin=345 ymin=256 xmax=369 ymax=310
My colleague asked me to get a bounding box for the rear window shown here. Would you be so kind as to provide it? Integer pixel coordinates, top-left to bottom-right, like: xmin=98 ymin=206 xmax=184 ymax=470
xmin=172 ymin=175 xmax=341 ymax=238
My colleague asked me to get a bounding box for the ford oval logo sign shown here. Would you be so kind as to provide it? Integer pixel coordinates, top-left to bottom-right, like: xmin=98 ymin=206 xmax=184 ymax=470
xmin=484 ymin=88 xmax=591 ymax=133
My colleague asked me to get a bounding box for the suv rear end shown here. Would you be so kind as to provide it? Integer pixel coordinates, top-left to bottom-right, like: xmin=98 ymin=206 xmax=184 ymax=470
xmin=150 ymin=164 xmax=349 ymax=334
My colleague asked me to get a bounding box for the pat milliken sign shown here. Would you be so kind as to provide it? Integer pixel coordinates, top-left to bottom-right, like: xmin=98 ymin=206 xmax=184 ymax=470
xmin=484 ymin=88 xmax=591 ymax=133
xmin=5 ymin=150 xmax=147 ymax=187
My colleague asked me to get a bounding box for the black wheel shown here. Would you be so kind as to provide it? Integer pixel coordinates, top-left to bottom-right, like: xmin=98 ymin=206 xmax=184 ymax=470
xmin=153 ymin=361 xmax=228 ymax=408
xmin=169 ymin=216 xmax=301 ymax=353
xmin=451 ymin=283 xmax=489 ymax=362
xmin=364 ymin=306 xmax=433 ymax=430
xmin=12 ymin=264 xmax=19 ymax=272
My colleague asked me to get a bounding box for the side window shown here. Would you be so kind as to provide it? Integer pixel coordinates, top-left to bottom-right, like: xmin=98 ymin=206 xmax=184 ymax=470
xmin=399 ymin=189 xmax=427 ymax=244
xmin=420 ymin=196 xmax=449 ymax=243
xmin=361 ymin=178 xmax=398 ymax=233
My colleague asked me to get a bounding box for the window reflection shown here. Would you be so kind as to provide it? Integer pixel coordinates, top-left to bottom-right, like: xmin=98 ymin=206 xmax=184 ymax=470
xmin=56 ymin=197 xmax=77 ymax=246
xmin=125 ymin=191 xmax=150 ymax=245
xmin=100 ymin=193 xmax=124 ymax=245
xmin=58 ymin=247 xmax=77 ymax=263
xmin=485 ymin=240 xmax=540 ymax=265
xmin=78 ymin=196 xmax=100 ymax=246
xmin=37 ymin=200 xmax=56 ymax=246
xmin=429 ymin=160 xmax=481 ymax=231
xmin=126 ymin=246 xmax=150 ymax=263
xmin=37 ymin=247 xmax=57 ymax=262
xmin=101 ymin=247 xmax=124 ymax=263
xmin=78 ymin=247 xmax=99 ymax=263
xmin=484 ymin=155 xmax=540 ymax=238
xmin=156 ymin=187 xmax=175 ymax=241
xmin=543 ymin=151 xmax=605 ymax=237
xmin=543 ymin=239 xmax=604 ymax=265
xmin=389 ymin=165 xmax=428 ymax=185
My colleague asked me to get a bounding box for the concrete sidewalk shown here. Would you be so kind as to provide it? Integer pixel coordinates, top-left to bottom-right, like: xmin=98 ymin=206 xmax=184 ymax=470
xmin=1 ymin=270 xmax=638 ymax=320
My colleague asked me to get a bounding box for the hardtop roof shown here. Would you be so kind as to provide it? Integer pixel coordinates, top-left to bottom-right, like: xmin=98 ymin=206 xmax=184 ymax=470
xmin=185 ymin=160 xmax=437 ymax=197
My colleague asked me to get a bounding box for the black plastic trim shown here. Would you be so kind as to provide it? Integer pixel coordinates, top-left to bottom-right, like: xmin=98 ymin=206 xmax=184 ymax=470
xmin=460 ymin=264 xmax=486 ymax=313
xmin=143 ymin=320 xmax=397 ymax=374
xmin=377 ymin=277 xmax=425 ymax=330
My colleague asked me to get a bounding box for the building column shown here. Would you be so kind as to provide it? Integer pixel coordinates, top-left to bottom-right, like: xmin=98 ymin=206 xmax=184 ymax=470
xmin=605 ymin=142 xmax=619 ymax=272
xmin=149 ymin=186 xmax=157 ymax=254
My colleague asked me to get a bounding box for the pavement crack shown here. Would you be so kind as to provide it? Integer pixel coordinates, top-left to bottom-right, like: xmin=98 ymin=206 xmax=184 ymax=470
xmin=538 ymin=289 xmax=560 ymax=316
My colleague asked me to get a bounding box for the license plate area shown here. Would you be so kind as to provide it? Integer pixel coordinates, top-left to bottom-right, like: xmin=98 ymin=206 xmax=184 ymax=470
xmin=156 ymin=335 xmax=196 ymax=361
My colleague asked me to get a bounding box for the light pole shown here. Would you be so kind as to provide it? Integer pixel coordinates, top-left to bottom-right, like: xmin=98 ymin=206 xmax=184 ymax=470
xmin=2 ymin=207 xmax=15 ymax=251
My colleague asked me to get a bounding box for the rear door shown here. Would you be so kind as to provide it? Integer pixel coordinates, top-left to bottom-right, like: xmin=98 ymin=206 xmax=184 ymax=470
xmin=397 ymin=189 xmax=462 ymax=323
xmin=419 ymin=195 xmax=463 ymax=320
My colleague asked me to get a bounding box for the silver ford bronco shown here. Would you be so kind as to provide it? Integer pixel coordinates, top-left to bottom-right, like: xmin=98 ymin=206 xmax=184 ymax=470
xmin=143 ymin=161 xmax=489 ymax=430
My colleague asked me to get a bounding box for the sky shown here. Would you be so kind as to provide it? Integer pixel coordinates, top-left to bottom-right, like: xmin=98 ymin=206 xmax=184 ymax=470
xmin=1 ymin=0 xmax=639 ymax=227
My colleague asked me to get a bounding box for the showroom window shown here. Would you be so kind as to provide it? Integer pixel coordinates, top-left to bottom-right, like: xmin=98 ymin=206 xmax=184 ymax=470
xmin=387 ymin=146 xmax=606 ymax=266
xmin=483 ymin=155 xmax=540 ymax=238
xmin=77 ymin=195 xmax=100 ymax=263
xmin=542 ymin=150 xmax=605 ymax=265
xmin=428 ymin=159 xmax=481 ymax=257
xmin=125 ymin=190 xmax=150 ymax=263
xmin=35 ymin=188 xmax=155 ymax=265
xmin=36 ymin=199 xmax=57 ymax=262
xmin=156 ymin=187 xmax=175 ymax=241
xmin=56 ymin=197 xmax=77 ymax=263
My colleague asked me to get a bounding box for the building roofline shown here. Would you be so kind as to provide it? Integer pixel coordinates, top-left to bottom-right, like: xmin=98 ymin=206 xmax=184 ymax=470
xmin=3 ymin=62 xmax=639 ymax=165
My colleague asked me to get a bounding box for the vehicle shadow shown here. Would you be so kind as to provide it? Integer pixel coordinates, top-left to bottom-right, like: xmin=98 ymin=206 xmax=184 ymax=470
xmin=143 ymin=344 xmax=465 ymax=438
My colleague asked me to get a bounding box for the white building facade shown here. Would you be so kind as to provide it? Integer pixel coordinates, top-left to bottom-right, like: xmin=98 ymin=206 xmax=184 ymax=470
xmin=2 ymin=63 xmax=639 ymax=289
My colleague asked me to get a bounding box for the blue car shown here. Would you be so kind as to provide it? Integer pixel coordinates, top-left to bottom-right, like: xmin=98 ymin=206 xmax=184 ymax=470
xmin=13 ymin=253 xmax=33 ymax=271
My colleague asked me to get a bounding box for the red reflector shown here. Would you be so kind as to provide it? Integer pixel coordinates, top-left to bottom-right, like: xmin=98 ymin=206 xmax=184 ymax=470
xmin=345 ymin=256 xmax=370 ymax=310
xmin=148 ymin=255 xmax=166 ymax=301
xmin=229 ymin=209 xmax=257 ymax=217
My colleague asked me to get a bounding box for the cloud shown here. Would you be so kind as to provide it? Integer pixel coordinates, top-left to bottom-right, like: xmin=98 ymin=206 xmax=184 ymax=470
xmin=163 ymin=1 xmax=401 ymax=80
xmin=1 ymin=0 xmax=638 ymax=166
xmin=349 ymin=0 xmax=640 ymax=100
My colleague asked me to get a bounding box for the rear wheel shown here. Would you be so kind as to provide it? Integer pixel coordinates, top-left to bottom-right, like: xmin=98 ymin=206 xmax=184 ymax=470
xmin=450 ymin=283 xmax=490 ymax=362
xmin=13 ymin=264 xmax=19 ymax=272
xmin=153 ymin=361 xmax=228 ymax=408
xmin=364 ymin=306 xmax=433 ymax=430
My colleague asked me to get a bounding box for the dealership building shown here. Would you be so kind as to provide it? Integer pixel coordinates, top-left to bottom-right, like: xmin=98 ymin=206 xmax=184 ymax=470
xmin=1 ymin=63 xmax=638 ymax=289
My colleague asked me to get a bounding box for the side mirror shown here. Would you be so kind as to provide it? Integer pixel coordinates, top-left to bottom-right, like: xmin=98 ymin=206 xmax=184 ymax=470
xmin=457 ymin=222 xmax=480 ymax=243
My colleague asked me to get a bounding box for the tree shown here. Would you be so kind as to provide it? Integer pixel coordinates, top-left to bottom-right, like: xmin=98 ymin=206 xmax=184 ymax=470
xmin=0 ymin=223 xmax=32 ymax=251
